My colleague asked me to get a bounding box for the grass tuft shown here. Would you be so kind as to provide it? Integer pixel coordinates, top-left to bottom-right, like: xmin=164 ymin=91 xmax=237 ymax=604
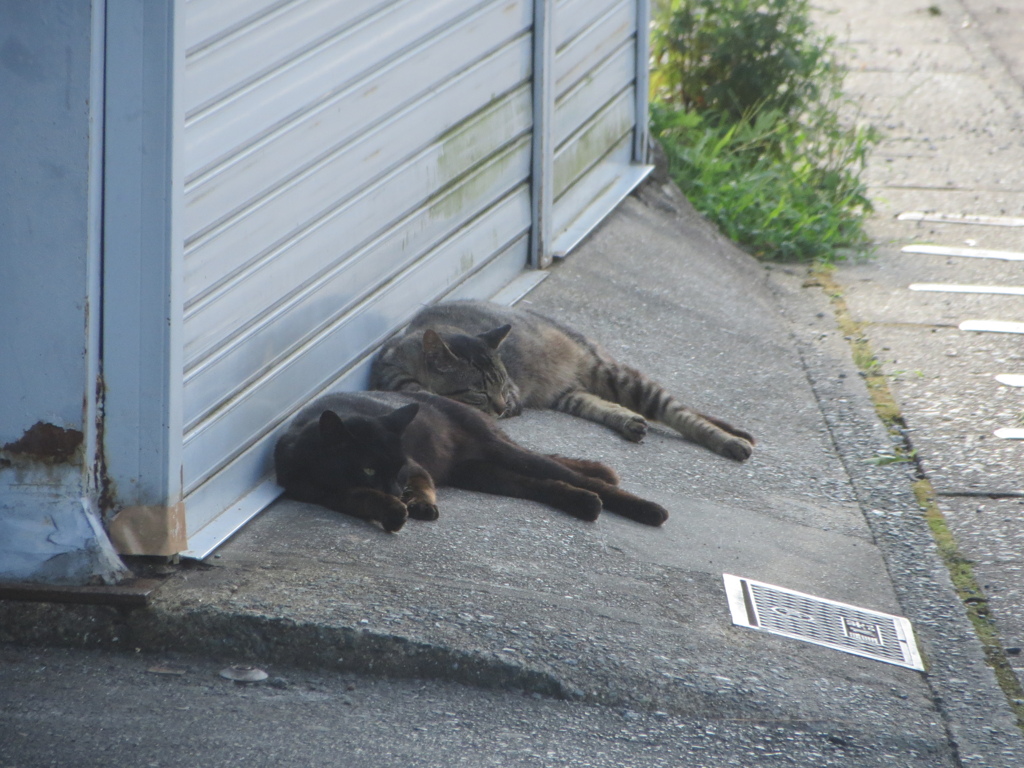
xmin=649 ymin=0 xmax=879 ymax=263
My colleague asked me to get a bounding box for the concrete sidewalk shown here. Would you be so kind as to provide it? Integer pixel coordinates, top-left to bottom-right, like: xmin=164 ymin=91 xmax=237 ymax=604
xmin=5 ymin=176 xmax=1023 ymax=765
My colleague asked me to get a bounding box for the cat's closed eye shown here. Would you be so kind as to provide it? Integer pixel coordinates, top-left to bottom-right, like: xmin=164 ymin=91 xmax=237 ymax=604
xmin=457 ymin=392 xmax=488 ymax=408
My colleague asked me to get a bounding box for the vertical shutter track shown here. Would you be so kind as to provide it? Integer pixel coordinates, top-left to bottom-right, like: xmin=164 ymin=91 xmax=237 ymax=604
xmin=551 ymin=0 xmax=650 ymax=255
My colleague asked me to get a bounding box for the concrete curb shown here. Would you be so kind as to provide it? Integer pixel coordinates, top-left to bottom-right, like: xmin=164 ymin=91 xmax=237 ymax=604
xmin=768 ymin=268 xmax=1024 ymax=764
xmin=0 ymin=598 xmax=574 ymax=701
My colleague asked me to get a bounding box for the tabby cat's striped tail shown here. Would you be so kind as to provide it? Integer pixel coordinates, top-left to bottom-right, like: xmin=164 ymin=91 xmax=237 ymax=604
xmin=585 ymin=361 xmax=755 ymax=461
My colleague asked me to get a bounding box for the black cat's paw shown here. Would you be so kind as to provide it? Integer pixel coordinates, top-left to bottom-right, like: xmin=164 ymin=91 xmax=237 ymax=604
xmin=566 ymin=490 xmax=602 ymax=522
xmin=621 ymin=415 xmax=648 ymax=442
xmin=720 ymin=437 xmax=754 ymax=462
xmin=549 ymin=455 xmax=620 ymax=485
xmin=405 ymin=499 xmax=440 ymax=521
xmin=634 ymin=500 xmax=669 ymax=526
xmin=401 ymin=487 xmax=439 ymax=520
xmin=378 ymin=497 xmax=410 ymax=533
xmin=582 ymin=461 xmax=619 ymax=486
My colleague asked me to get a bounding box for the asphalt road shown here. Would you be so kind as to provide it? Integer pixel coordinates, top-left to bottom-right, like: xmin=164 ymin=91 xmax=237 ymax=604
xmin=0 ymin=644 xmax=953 ymax=768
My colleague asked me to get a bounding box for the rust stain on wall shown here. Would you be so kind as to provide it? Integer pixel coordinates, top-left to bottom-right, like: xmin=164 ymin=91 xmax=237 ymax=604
xmin=93 ymin=373 xmax=117 ymax=517
xmin=3 ymin=422 xmax=84 ymax=464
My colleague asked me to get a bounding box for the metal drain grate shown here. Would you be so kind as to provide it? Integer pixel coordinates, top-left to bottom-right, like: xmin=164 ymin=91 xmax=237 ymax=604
xmin=723 ymin=574 xmax=924 ymax=670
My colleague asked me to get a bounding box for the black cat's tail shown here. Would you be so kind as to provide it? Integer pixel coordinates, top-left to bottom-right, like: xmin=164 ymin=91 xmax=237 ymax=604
xmin=455 ymin=447 xmax=667 ymax=526
xmin=449 ymin=461 xmax=603 ymax=522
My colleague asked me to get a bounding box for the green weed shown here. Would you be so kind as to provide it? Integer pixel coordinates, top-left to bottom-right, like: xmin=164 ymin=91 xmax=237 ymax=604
xmin=649 ymin=0 xmax=879 ymax=263
xmin=864 ymin=449 xmax=917 ymax=466
xmin=817 ymin=264 xmax=1024 ymax=728
xmin=913 ymin=480 xmax=1024 ymax=728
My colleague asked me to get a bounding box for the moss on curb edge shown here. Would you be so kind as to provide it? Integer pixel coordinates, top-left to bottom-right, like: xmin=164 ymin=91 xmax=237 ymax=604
xmin=812 ymin=266 xmax=1024 ymax=730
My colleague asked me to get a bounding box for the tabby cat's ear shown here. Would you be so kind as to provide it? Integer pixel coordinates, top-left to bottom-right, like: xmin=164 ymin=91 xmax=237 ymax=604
xmin=318 ymin=410 xmax=354 ymax=445
xmin=422 ymin=329 xmax=460 ymax=372
xmin=383 ymin=403 xmax=419 ymax=435
xmin=478 ymin=324 xmax=512 ymax=350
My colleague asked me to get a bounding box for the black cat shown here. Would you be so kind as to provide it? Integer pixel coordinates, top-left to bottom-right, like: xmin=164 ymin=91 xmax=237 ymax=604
xmin=274 ymin=391 xmax=669 ymax=532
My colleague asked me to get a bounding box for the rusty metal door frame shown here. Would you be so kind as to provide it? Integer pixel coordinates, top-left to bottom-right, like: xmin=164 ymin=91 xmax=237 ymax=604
xmin=101 ymin=0 xmax=188 ymax=556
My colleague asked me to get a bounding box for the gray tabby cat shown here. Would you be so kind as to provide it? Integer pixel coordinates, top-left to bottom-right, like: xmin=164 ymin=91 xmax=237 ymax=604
xmin=370 ymin=300 xmax=754 ymax=461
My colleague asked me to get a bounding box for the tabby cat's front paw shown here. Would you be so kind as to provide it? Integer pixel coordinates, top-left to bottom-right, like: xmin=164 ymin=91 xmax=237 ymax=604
xmin=502 ymin=391 xmax=523 ymax=418
xmin=720 ymin=437 xmax=754 ymax=462
xmin=620 ymin=415 xmax=648 ymax=442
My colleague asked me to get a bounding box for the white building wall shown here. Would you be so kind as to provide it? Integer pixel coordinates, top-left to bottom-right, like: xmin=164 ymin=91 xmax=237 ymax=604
xmin=0 ymin=1 xmax=127 ymax=584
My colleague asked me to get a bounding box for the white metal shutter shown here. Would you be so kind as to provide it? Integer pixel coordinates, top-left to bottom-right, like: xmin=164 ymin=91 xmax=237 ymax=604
xmin=179 ymin=0 xmax=535 ymax=555
xmin=550 ymin=0 xmax=650 ymax=256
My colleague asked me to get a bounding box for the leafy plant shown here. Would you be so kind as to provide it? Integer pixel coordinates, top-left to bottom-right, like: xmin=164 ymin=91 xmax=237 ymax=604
xmin=651 ymin=0 xmax=832 ymax=124
xmin=649 ymin=0 xmax=879 ymax=262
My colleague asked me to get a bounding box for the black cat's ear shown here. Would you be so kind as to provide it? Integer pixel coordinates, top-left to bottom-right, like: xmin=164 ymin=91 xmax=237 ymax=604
xmin=383 ymin=403 xmax=419 ymax=435
xmin=422 ymin=329 xmax=459 ymax=372
xmin=319 ymin=410 xmax=354 ymax=445
xmin=478 ymin=324 xmax=512 ymax=350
